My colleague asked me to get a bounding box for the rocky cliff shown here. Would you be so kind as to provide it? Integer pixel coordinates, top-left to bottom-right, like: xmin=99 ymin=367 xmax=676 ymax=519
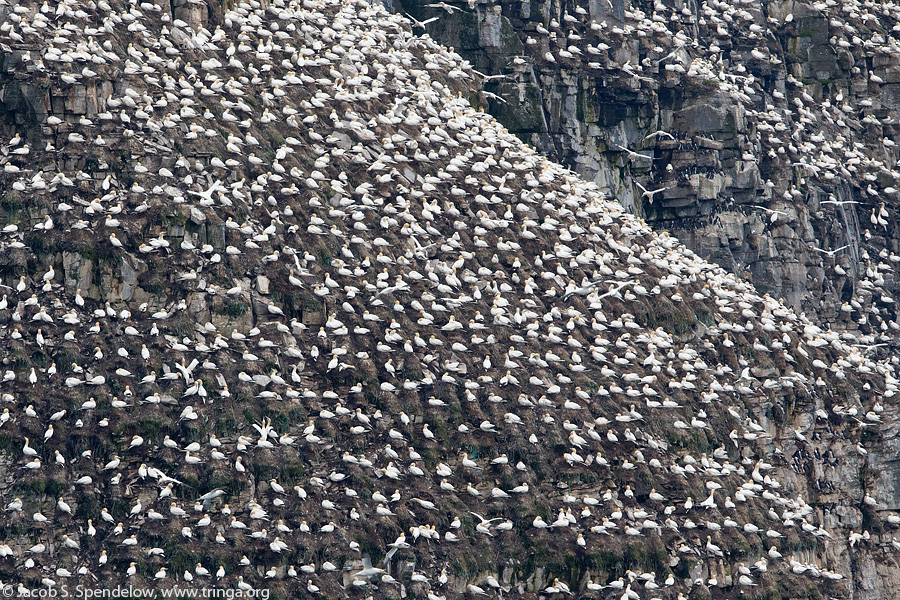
xmin=400 ymin=2 xmax=900 ymax=593
xmin=0 ymin=0 xmax=895 ymax=599
xmin=401 ymin=0 xmax=900 ymax=321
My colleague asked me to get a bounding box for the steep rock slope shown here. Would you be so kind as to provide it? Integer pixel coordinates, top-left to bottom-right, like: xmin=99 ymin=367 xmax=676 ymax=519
xmin=0 ymin=0 xmax=892 ymax=598
xmin=401 ymin=0 xmax=900 ymax=329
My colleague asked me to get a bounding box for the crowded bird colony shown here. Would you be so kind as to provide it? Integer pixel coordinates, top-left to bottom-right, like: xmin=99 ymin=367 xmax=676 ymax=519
xmin=0 ymin=0 xmax=892 ymax=598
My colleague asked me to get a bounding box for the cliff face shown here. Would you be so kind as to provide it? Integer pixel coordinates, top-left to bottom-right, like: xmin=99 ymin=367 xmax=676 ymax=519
xmin=0 ymin=0 xmax=897 ymax=598
xmin=397 ymin=1 xmax=900 ymax=594
xmin=401 ymin=0 xmax=900 ymax=317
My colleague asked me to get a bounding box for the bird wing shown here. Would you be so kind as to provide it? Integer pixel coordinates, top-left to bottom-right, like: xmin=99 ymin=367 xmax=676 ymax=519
xmin=468 ymin=510 xmax=488 ymax=523
xmin=382 ymin=546 xmax=399 ymax=566
xmin=197 ymin=489 xmax=222 ymax=501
